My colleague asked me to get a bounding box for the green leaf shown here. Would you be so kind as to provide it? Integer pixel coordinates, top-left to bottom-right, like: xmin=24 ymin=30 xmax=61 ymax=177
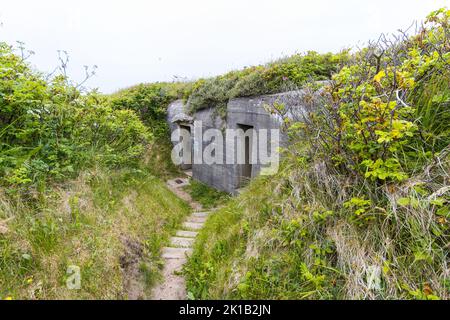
xmin=397 ymin=197 xmax=410 ymax=206
xmin=430 ymin=198 xmax=445 ymax=207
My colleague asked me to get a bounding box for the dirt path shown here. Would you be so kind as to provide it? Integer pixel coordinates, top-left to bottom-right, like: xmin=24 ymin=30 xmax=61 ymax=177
xmin=150 ymin=172 xmax=212 ymax=300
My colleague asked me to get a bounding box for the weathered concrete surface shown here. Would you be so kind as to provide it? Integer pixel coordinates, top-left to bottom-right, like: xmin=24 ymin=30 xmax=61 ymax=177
xmin=186 ymin=215 xmax=207 ymax=223
xmin=167 ymin=91 xmax=307 ymax=194
xmin=150 ymin=257 xmax=187 ymax=300
xmin=176 ymin=230 xmax=198 ymax=238
xmin=170 ymin=237 xmax=195 ymax=248
xmin=220 ymin=91 xmax=295 ymax=192
xmin=192 ymin=212 xmax=210 ymax=218
xmin=162 ymin=247 xmax=193 ymax=259
xmin=167 ymin=101 xmax=194 ymax=170
xmin=182 ymin=221 xmax=204 ymax=231
xmin=167 ymin=100 xmax=191 ymax=132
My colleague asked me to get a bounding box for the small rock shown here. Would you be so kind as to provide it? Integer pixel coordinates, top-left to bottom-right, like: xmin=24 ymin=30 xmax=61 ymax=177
xmin=0 ymin=224 xmax=8 ymax=235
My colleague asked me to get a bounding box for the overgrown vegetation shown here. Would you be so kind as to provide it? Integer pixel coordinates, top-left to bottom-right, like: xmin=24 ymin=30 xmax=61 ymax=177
xmin=108 ymin=82 xmax=198 ymax=180
xmin=185 ymin=8 xmax=450 ymax=300
xmin=109 ymin=82 xmax=188 ymax=139
xmin=0 ymin=44 xmax=189 ymax=299
xmin=185 ymin=51 xmax=350 ymax=114
xmin=184 ymin=180 xmax=229 ymax=210
xmin=0 ymin=43 xmax=150 ymax=193
xmin=0 ymin=166 xmax=190 ymax=299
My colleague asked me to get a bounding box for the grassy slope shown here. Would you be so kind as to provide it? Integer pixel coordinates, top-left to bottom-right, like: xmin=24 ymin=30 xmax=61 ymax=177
xmin=0 ymin=165 xmax=190 ymax=299
xmin=185 ymin=151 xmax=449 ymax=300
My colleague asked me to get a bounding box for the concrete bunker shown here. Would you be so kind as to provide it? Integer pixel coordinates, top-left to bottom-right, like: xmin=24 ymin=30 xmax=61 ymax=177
xmin=167 ymin=90 xmax=307 ymax=194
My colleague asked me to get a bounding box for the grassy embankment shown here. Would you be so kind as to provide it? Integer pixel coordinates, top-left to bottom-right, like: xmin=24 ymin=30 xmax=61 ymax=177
xmin=1 ymin=165 xmax=190 ymax=299
xmin=0 ymin=43 xmax=190 ymax=299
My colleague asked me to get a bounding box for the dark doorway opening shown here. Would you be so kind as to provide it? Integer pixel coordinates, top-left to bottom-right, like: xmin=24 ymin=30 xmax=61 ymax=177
xmin=237 ymin=124 xmax=253 ymax=187
xmin=180 ymin=125 xmax=192 ymax=170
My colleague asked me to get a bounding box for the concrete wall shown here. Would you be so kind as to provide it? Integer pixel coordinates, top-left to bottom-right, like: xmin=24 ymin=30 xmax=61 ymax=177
xmin=167 ymin=90 xmax=305 ymax=194
xmin=189 ymin=107 xmax=232 ymax=193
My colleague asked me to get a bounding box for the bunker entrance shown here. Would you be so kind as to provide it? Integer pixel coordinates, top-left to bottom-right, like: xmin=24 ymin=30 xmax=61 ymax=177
xmin=180 ymin=125 xmax=192 ymax=170
xmin=237 ymin=124 xmax=253 ymax=188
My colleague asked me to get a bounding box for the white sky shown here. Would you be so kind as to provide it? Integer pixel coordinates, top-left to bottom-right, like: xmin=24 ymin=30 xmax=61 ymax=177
xmin=0 ymin=0 xmax=448 ymax=93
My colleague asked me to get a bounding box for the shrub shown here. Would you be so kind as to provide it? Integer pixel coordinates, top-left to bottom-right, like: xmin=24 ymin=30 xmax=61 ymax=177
xmin=108 ymin=82 xmax=192 ymax=178
xmin=0 ymin=43 xmax=150 ymax=191
xmin=185 ymin=51 xmax=350 ymax=113
xmin=108 ymin=82 xmax=188 ymax=139
xmin=278 ymin=8 xmax=450 ymax=185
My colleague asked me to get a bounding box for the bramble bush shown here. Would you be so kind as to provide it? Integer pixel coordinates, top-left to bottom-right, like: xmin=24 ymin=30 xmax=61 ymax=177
xmin=108 ymin=82 xmax=188 ymax=139
xmin=285 ymin=8 xmax=450 ymax=185
xmin=0 ymin=42 xmax=150 ymax=192
xmin=107 ymin=82 xmax=190 ymax=178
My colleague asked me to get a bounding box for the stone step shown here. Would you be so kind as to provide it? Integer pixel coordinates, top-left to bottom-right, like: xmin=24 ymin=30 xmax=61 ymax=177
xmin=186 ymin=216 xmax=207 ymax=223
xmin=167 ymin=178 xmax=189 ymax=189
xmin=176 ymin=230 xmax=198 ymax=238
xmin=182 ymin=222 xmax=204 ymax=231
xmin=163 ymin=256 xmax=186 ymax=272
xmin=192 ymin=212 xmax=210 ymax=218
xmin=162 ymin=247 xmax=193 ymax=259
xmin=170 ymin=237 xmax=195 ymax=248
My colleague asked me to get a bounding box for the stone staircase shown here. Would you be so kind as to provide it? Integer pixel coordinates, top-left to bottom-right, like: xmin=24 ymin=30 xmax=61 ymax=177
xmin=150 ymin=175 xmax=211 ymax=300
xmin=151 ymin=210 xmax=210 ymax=300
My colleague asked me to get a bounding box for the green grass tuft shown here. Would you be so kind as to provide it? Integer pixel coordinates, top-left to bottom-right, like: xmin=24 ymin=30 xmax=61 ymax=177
xmin=184 ymin=180 xmax=230 ymax=209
